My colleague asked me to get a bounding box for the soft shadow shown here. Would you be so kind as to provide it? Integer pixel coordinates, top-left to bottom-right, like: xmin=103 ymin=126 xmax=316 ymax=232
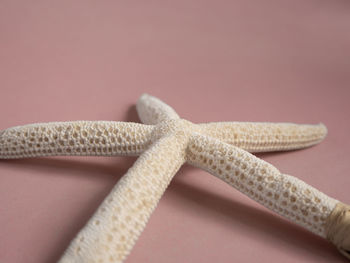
xmin=122 ymin=104 xmax=140 ymax=123
xmin=167 ymin=177 xmax=345 ymax=261
xmin=0 ymin=157 xmax=136 ymax=181
xmin=0 ymin=156 xmax=137 ymax=263
xmin=2 ymin=158 xmax=344 ymax=261
xmin=3 ymin=157 xmax=345 ymax=262
xmin=1 ymin=105 xmax=343 ymax=262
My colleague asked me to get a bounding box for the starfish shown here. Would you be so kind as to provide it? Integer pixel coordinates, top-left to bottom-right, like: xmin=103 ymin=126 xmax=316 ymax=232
xmin=0 ymin=94 xmax=349 ymax=262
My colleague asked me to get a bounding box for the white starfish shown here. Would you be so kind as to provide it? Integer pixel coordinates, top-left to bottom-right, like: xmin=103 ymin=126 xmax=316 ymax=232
xmin=0 ymin=94 xmax=348 ymax=262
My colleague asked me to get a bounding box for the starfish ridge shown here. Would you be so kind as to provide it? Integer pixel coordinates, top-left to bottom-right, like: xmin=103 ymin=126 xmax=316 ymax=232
xmin=0 ymin=94 xmax=348 ymax=262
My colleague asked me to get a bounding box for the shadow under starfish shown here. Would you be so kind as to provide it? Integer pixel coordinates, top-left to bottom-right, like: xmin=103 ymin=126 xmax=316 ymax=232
xmin=0 ymin=93 xmax=349 ymax=262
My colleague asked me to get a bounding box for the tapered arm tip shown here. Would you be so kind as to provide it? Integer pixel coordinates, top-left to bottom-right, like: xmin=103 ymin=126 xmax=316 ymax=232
xmin=319 ymin=122 xmax=328 ymax=140
xmin=136 ymin=93 xmax=180 ymax=125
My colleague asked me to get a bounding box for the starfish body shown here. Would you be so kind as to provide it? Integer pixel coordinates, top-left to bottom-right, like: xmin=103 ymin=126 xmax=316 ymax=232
xmin=0 ymin=94 xmax=348 ymax=262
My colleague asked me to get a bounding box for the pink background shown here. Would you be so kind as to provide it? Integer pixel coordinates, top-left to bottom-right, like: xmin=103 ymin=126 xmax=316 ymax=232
xmin=1 ymin=0 xmax=350 ymax=262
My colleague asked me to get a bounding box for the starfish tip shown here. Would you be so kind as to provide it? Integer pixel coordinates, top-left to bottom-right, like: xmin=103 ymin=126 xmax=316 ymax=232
xmin=139 ymin=93 xmax=152 ymax=100
xmin=318 ymin=122 xmax=328 ymax=138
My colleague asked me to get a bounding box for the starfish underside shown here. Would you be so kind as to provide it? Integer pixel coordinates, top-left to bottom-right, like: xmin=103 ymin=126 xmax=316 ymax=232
xmin=0 ymin=94 xmax=348 ymax=262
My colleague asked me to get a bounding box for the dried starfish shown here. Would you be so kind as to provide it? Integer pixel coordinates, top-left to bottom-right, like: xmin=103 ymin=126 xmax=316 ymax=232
xmin=0 ymin=94 xmax=349 ymax=262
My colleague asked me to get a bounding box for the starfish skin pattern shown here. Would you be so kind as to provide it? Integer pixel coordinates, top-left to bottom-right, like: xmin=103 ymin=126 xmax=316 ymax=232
xmin=0 ymin=94 xmax=345 ymax=262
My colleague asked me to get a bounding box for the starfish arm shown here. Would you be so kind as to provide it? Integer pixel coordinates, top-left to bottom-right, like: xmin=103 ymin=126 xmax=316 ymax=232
xmin=198 ymin=122 xmax=327 ymax=152
xmin=0 ymin=121 xmax=154 ymax=158
xmin=186 ymin=134 xmax=338 ymax=237
xmin=136 ymin=93 xmax=180 ymax=125
xmin=59 ymin=133 xmax=187 ymax=263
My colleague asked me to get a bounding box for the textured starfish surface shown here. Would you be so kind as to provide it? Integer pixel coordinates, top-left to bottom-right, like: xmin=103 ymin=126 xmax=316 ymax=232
xmin=0 ymin=94 xmax=347 ymax=262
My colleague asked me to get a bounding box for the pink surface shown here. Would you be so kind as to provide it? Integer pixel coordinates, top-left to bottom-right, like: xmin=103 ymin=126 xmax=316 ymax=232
xmin=1 ymin=0 xmax=350 ymax=262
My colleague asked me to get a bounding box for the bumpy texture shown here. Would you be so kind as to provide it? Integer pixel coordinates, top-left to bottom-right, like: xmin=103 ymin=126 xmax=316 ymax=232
xmin=0 ymin=121 xmax=154 ymax=158
xmin=0 ymin=93 xmax=344 ymax=262
xmin=199 ymin=122 xmax=327 ymax=152
xmin=186 ymin=134 xmax=337 ymax=237
xmin=59 ymin=133 xmax=187 ymax=263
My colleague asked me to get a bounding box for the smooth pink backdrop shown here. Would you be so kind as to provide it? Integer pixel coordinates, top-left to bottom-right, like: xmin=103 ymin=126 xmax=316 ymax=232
xmin=1 ymin=0 xmax=350 ymax=262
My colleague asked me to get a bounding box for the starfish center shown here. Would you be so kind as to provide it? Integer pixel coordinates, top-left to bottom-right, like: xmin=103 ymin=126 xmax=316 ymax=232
xmin=151 ymin=119 xmax=195 ymax=141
